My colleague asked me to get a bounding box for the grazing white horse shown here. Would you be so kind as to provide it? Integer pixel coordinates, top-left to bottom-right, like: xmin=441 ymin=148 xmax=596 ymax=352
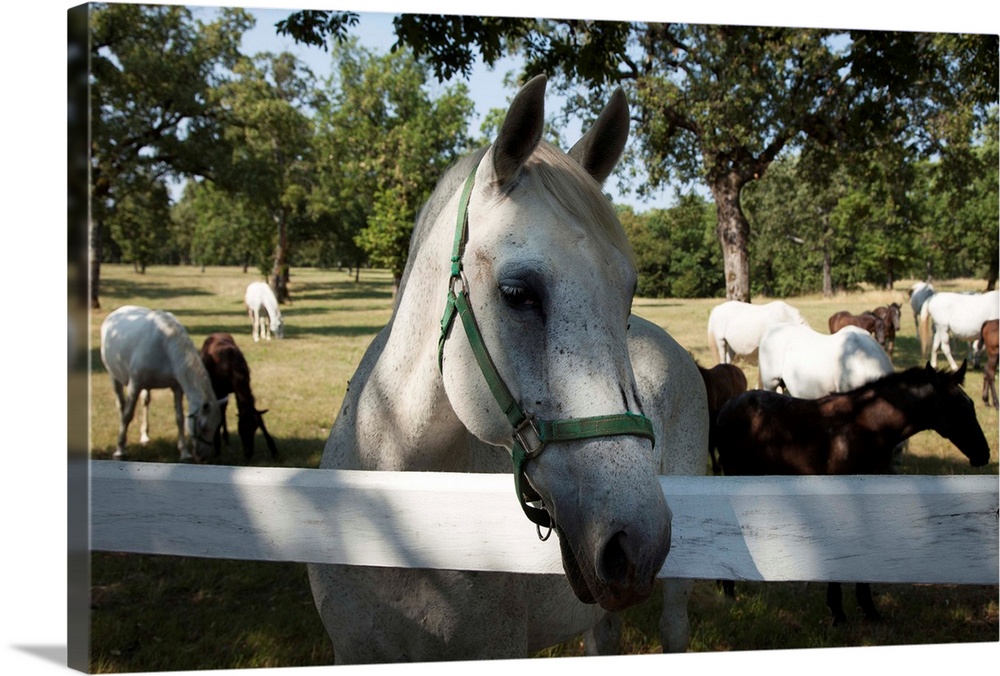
xmin=758 ymin=323 xmax=894 ymax=399
xmin=919 ymin=290 xmax=1000 ymax=371
xmin=100 ymin=305 xmax=221 ymax=462
xmin=908 ymin=281 xmax=935 ymax=333
xmin=244 ymin=281 xmax=283 ymax=341
xmin=707 ymin=299 xmax=809 ymax=364
xmin=307 ymin=76 xmax=708 ymax=663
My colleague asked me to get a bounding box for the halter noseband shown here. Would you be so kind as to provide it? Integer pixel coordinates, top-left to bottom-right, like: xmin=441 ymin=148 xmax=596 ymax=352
xmin=437 ymin=161 xmax=656 ymax=533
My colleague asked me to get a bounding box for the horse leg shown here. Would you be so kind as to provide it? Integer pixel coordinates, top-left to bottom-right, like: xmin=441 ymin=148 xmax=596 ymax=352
xmin=251 ymin=309 xmax=260 ymax=342
xmin=659 ymin=577 xmax=694 ymax=653
xmin=173 ymin=387 xmax=192 ymax=462
xmin=214 ymin=400 xmax=229 ymax=458
xmin=985 ymin=357 xmax=998 ymax=409
xmin=582 ymin=612 xmax=622 ymax=655
xmin=826 ymin=582 xmax=848 ymax=625
xmin=111 ymin=379 xmax=137 ymax=460
xmin=855 ymin=582 xmax=881 ymax=621
xmin=969 ymin=339 xmax=981 ymax=369
xmin=138 ymin=389 xmax=151 ymax=444
xmin=938 ymin=330 xmax=959 ymax=371
xmin=256 ymin=410 xmax=279 ymax=458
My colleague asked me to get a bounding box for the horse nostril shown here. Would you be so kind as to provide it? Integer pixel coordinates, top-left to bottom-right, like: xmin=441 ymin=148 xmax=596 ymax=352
xmin=598 ymin=531 xmax=632 ymax=586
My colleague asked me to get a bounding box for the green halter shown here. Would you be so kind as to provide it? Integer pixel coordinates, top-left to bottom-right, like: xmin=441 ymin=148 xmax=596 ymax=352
xmin=437 ymin=162 xmax=656 ymax=533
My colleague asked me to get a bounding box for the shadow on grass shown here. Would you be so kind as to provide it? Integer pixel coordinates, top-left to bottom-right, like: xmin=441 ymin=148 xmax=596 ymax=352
xmin=88 ymin=434 xmax=328 ymax=469
xmin=102 ymin=278 xmax=212 ymax=301
xmin=293 ymin=279 xmax=393 ymax=303
xmin=283 ymin=324 xmax=386 ymax=339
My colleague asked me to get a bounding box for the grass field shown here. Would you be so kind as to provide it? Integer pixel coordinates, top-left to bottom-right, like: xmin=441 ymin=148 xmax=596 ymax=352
xmin=86 ymin=264 xmax=998 ymax=672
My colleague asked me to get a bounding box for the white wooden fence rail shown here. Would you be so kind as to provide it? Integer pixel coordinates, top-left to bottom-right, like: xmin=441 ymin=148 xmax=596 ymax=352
xmin=89 ymin=461 xmax=999 ymax=585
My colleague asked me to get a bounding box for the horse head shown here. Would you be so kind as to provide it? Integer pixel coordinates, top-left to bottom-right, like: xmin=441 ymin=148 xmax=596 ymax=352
xmin=236 ymin=407 xmax=278 ymax=459
xmin=868 ymin=313 xmax=887 ymax=346
xmin=925 ymin=360 xmax=990 ymax=467
xmin=186 ymin=398 xmax=221 ymax=463
xmin=438 ymin=75 xmax=670 ymax=611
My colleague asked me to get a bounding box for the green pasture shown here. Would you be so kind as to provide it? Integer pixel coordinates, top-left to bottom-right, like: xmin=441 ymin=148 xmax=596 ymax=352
xmin=87 ymin=265 xmax=998 ymax=672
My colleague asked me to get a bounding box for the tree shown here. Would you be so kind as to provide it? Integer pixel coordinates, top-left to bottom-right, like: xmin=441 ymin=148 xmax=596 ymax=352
xmin=105 ymin=173 xmax=172 ymax=273
xmin=620 ymin=195 xmax=722 ymax=298
xmin=922 ymin=107 xmax=1000 ymax=288
xmin=278 ymin=14 xmax=997 ymax=301
xmin=215 ymin=52 xmax=318 ymax=301
xmin=310 ymin=42 xmax=474 ymax=293
xmin=88 ymin=3 xmax=252 ymax=307
xmin=172 ymin=180 xmax=274 ymax=271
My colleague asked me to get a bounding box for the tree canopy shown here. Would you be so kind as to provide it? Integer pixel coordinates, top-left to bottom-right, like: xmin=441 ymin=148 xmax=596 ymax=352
xmin=279 ymin=12 xmax=998 ymax=299
xmin=87 ymin=6 xmax=998 ymax=304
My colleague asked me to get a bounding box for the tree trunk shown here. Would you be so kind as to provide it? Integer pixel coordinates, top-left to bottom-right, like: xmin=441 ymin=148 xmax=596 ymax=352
xmin=710 ymin=174 xmax=751 ymax=302
xmin=271 ymin=211 xmax=291 ymax=303
xmin=89 ymin=219 xmax=102 ymax=309
xmin=822 ymin=249 xmax=833 ymax=297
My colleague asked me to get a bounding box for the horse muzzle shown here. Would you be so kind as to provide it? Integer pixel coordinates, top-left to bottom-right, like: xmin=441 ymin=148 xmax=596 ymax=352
xmin=535 ymin=441 xmax=673 ymax=612
xmin=556 ymin=512 xmax=671 ymax=611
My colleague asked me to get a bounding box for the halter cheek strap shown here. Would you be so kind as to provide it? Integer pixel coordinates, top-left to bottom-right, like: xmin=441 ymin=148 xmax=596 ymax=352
xmin=437 ymin=162 xmax=656 ymax=532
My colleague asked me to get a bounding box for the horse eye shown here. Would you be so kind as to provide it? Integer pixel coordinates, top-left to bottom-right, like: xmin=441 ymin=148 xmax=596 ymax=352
xmin=499 ymin=283 xmax=540 ymax=309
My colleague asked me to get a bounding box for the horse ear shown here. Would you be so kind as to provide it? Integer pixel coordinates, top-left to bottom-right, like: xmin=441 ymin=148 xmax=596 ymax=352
xmin=954 ymin=359 xmax=968 ymax=383
xmin=568 ymin=88 xmax=630 ymax=184
xmin=490 ymin=75 xmax=547 ymax=188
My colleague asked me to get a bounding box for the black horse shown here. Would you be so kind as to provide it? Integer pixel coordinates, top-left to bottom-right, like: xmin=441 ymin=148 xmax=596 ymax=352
xmin=714 ymin=361 xmax=989 ymax=624
xmin=200 ymin=333 xmax=278 ymax=460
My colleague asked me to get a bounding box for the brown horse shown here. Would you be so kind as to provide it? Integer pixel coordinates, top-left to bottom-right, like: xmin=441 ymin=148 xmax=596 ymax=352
xmin=200 ymin=332 xmax=278 ymax=460
xmin=981 ymin=319 xmax=999 ymax=409
xmin=697 ymin=363 xmax=748 ymax=474
xmin=871 ymin=303 xmax=901 ymax=357
xmin=828 ymin=310 xmax=887 ymax=350
xmin=714 ymin=361 xmax=989 ymax=624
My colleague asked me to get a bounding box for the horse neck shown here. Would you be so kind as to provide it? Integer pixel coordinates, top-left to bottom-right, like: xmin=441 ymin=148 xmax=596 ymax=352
xmin=264 ymin=293 xmax=280 ymax=319
xmin=352 ymin=160 xmax=484 ymax=472
xmin=856 ymin=376 xmax=934 ymax=443
xmin=167 ymin=333 xmax=215 ymax=409
xmin=230 ymin=368 xmax=256 ymax=415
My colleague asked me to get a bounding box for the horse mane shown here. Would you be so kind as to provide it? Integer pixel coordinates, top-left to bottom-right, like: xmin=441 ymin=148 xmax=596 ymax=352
xmin=229 ymin=353 xmax=257 ymax=413
xmin=153 ymin=311 xmax=215 ymax=405
xmin=523 ymin=142 xmax=636 ymax=269
xmin=828 ymin=365 xmax=949 ymax=408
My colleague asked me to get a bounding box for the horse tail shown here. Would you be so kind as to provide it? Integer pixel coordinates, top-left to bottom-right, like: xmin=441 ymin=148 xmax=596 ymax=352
xmin=918 ymin=299 xmax=932 ymax=357
xmin=708 ymin=327 xmax=721 ymax=364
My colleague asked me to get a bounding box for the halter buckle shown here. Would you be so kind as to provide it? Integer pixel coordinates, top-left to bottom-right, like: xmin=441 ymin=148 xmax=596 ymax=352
xmin=514 ymin=416 xmax=544 ymax=457
xmin=449 ymin=271 xmax=467 ymax=298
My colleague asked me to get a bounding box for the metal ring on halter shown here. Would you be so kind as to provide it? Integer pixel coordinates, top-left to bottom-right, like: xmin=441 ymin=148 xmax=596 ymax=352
xmin=514 ymin=415 xmax=544 ymax=457
xmin=536 ymin=521 xmax=553 ymax=541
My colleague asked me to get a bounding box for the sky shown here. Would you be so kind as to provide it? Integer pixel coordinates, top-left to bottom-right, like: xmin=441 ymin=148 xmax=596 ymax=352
xmin=176 ymin=1 xmax=1000 ymax=211
xmin=2 ymin=2 xmax=999 ymax=676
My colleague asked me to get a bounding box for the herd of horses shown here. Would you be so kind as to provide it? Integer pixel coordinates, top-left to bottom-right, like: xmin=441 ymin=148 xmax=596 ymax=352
xmin=100 ymin=282 xmax=283 ymax=463
xmin=95 ymin=77 xmax=996 ymax=663
xmin=702 ymin=289 xmax=995 ymax=623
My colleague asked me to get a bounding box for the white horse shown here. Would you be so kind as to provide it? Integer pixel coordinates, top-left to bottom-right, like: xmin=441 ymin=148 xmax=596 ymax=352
xmin=100 ymin=305 xmax=221 ymax=462
xmin=758 ymin=323 xmax=894 ymax=399
xmin=244 ymin=281 xmax=283 ymax=341
xmin=908 ymin=280 xmax=935 ymax=333
xmin=307 ymin=76 xmax=708 ymax=663
xmin=707 ymin=299 xmax=809 ymax=364
xmin=919 ymin=290 xmax=1000 ymax=371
